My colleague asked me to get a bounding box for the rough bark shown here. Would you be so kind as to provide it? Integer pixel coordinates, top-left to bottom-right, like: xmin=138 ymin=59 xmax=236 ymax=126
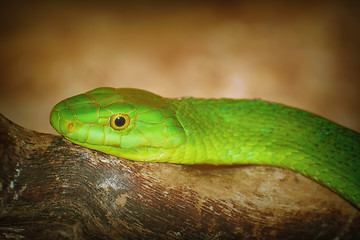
xmin=0 ymin=113 xmax=359 ymax=240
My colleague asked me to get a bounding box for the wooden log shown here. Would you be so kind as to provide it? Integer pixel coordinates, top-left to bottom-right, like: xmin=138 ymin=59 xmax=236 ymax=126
xmin=0 ymin=113 xmax=359 ymax=240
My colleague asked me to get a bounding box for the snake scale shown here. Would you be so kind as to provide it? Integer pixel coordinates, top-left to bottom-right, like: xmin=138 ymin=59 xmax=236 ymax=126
xmin=50 ymin=87 xmax=360 ymax=208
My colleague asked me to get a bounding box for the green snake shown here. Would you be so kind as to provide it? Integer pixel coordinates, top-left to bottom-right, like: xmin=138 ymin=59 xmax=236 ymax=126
xmin=50 ymin=87 xmax=360 ymax=208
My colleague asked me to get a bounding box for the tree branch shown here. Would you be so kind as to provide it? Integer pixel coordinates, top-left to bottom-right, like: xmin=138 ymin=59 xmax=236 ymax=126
xmin=0 ymin=113 xmax=359 ymax=240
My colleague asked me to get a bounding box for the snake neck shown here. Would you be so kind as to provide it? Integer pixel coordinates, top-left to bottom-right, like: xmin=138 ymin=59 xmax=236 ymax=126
xmin=170 ymin=97 xmax=360 ymax=168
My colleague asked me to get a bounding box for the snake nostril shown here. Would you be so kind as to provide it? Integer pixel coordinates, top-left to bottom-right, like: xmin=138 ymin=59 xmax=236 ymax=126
xmin=66 ymin=122 xmax=75 ymax=133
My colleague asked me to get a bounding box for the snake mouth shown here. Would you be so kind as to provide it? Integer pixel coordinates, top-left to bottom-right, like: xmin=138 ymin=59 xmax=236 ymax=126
xmin=50 ymin=109 xmax=62 ymax=134
xmin=63 ymin=137 xmax=173 ymax=163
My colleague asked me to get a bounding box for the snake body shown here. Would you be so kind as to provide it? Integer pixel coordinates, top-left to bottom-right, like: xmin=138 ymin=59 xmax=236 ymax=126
xmin=50 ymin=87 xmax=360 ymax=208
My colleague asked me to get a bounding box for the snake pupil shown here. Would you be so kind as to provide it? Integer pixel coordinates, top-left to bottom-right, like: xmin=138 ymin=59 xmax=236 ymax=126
xmin=115 ymin=117 xmax=126 ymax=127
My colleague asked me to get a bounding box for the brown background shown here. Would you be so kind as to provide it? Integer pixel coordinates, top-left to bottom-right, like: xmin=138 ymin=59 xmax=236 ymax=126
xmin=1 ymin=1 xmax=360 ymax=134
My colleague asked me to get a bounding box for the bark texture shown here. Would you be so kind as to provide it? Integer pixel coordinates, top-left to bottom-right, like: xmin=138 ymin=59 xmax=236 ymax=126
xmin=0 ymin=113 xmax=359 ymax=240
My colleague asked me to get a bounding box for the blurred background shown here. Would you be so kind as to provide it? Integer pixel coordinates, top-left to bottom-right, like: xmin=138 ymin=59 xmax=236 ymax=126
xmin=1 ymin=1 xmax=359 ymax=134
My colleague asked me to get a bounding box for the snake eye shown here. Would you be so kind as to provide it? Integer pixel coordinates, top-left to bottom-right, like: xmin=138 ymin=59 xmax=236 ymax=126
xmin=110 ymin=113 xmax=130 ymax=130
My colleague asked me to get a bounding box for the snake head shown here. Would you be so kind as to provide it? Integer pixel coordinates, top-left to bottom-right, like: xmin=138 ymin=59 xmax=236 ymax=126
xmin=50 ymin=87 xmax=187 ymax=162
